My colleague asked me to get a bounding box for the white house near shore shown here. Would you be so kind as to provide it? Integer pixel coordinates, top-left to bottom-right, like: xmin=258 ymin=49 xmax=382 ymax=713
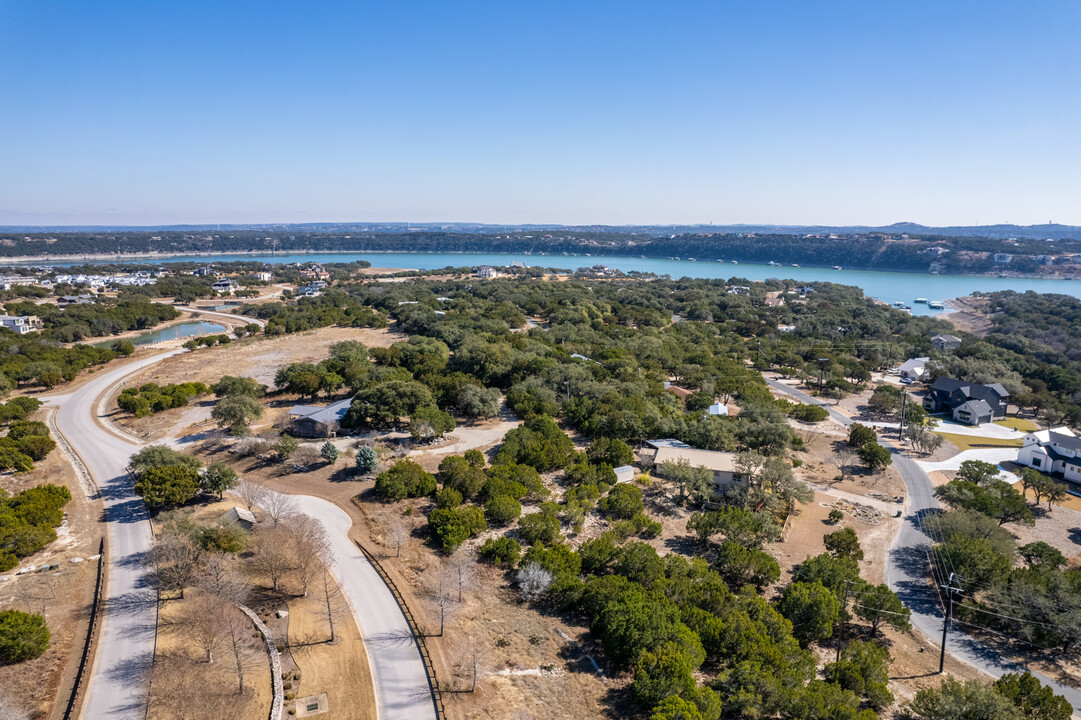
xmin=898 ymin=357 xmax=930 ymax=381
xmin=1016 ymin=427 xmax=1081 ymax=484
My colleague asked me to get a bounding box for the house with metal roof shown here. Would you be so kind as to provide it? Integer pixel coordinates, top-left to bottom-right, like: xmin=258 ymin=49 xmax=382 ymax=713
xmin=288 ymin=398 xmax=352 ymax=437
xmin=931 ymin=334 xmax=963 ymax=351
xmin=1017 ymin=427 xmax=1081 ymax=484
xmin=644 ymin=444 xmax=744 ymax=491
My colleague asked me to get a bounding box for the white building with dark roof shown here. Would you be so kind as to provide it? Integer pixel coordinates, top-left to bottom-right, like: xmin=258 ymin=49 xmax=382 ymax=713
xmin=1017 ymin=427 xmax=1081 ymax=484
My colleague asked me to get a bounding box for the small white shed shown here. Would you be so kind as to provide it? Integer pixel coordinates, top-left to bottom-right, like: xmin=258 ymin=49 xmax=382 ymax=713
xmin=613 ymin=466 xmax=635 ymax=484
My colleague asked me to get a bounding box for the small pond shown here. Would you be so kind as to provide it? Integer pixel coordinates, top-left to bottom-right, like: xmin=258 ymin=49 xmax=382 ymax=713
xmin=112 ymin=320 xmax=228 ymax=346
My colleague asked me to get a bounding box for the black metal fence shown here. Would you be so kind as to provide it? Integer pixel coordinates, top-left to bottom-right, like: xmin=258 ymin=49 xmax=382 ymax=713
xmin=62 ymin=537 xmax=106 ymax=720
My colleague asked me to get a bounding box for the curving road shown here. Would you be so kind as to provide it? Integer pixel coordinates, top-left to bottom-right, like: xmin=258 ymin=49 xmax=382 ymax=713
xmin=47 ymin=325 xmax=435 ymax=719
xmin=766 ymin=377 xmax=1081 ymax=712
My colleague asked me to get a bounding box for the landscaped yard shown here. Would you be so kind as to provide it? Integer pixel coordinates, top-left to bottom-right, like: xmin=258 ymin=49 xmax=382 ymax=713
xmin=935 ymin=432 xmax=1023 ymax=452
xmin=993 ymin=416 xmax=1038 ymax=432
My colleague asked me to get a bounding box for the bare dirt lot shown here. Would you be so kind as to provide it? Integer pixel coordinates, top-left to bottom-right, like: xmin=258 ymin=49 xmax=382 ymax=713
xmin=107 ymin=326 xmax=404 ymax=441
xmin=0 ymin=411 xmax=103 ymax=720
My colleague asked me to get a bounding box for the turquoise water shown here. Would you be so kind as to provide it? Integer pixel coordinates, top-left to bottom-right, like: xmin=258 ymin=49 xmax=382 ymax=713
xmin=47 ymin=251 xmax=1081 ymax=317
xmin=125 ymin=320 xmax=226 ymax=345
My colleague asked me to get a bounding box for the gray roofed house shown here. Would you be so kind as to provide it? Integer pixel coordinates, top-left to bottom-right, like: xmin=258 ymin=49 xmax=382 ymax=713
xmin=931 ymin=334 xmax=962 ymax=351
xmin=923 ymin=377 xmax=1009 ymax=424
xmin=953 ymin=399 xmax=994 ymax=426
xmin=289 ymin=398 xmax=352 ymax=438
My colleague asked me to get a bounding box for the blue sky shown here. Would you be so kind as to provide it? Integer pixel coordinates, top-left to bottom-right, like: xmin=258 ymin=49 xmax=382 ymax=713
xmin=1 ymin=1 xmax=1078 ymax=226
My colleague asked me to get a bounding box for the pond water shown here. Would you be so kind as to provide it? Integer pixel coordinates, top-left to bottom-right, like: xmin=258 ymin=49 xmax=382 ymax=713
xmin=124 ymin=320 xmax=227 ymax=346
xmin=40 ymin=251 xmax=1081 ymax=317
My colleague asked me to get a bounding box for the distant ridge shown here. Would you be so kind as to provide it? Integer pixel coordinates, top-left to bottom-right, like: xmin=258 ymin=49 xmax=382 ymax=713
xmin=0 ymin=221 xmax=1078 ymax=240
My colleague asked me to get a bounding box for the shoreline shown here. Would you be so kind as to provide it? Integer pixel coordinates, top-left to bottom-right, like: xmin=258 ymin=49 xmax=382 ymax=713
xmin=1 ymin=248 xmax=1081 ymax=281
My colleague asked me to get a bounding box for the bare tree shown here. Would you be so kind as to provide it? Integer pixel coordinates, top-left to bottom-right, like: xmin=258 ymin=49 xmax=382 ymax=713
xmin=429 ymin=572 xmax=457 ymax=637
xmin=221 ymin=605 xmax=262 ymax=693
xmin=148 ymin=656 xmax=243 ymax=720
xmin=318 ymin=569 xmax=349 ymax=643
xmin=388 ymin=519 xmax=409 ymax=558
xmin=835 ymin=443 xmax=858 ymax=481
xmin=263 ymin=491 xmax=299 ymax=527
xmin=251 ymin=525 xmax=294 ymax=593
xmin=235 ymin=477 xmax=269 ymax=512
xmin=517 ymin=563 xmax=552 ymax=602
xmin=198 ymin=551 xmax=250 ymax=605
xmin=172 ymin=593 xmax=226 ymax=662
xmin=152 ymin=532 xmax=202 ymax=600
xmin=285 ymin=515 xmax=330 ymax=596
xmin=444 ymin=551 xmax=476 ymax=603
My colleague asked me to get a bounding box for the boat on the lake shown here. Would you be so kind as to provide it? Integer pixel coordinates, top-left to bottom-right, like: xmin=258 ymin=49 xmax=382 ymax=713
xmin=914 ymin=298 xmax=928 ymax=303
xmin=928 ymin=300 xmax=945 ymax=309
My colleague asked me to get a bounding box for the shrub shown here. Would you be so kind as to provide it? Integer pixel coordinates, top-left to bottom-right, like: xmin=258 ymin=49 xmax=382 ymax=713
xmin=435 ymin=486 xmax=463 ymax=509
xmin=790 ymin=403 xmax=829 ymax=422
xmin=355 ymin=445 xmax=378 ymax=474
xmin=0 ymin=610 xmax=50 ymax=664
xmin=427 ymin=505 xmax=487 ymax=553
xmin=485 ymin=495 xmax=522 ymax=526
xmin=374 ymin=460 xmax=436 ymax=501
xmin=598 ymin=483 xmax=644 ymax=520
xmin=479 ymin=536 xmax=522 ymax=567
xmin=134 ymin=465 xmax=201 ymax=508
xmin=517 ymin=510 xmax=562 ymax=545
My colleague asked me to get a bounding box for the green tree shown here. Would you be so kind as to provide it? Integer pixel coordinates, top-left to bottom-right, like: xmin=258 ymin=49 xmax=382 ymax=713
xmin=456 ymin=384 xmax=502 ymax=419
xmin=427 ymin=505 xmax=486 ymax=553
xmin=854 ymin=583 xmax=911 ymax=636
xmin=211 ymin=395 xmax=264 ymax=436
xmin=868 ymin=385 xmax=902 ymax=416
xmin=775 ymin=581 xmax=841 ymax=647
xmin=0 ymin=610 xmax=50 ymax=664
xmin=374 ymin=459 xmax=437 ymax=501
xmin=992 ymin=671 xmax=1073 ymax=720
xmin=714 ymin=540 xmax=780 ymax=591
xmin=587 ymin=437 xmax=634 ymax=467
xmin=478 ymin=536 xmax=521 ymax=566
xmin=129 ymin=445 xmax=202 ymax=477
xmin=858 ymin=442 xmax=892 ymax=472
xmin=598 ymin=483 xmax=644 ymax=520
xmin=409 ymin=405 xmax=456 ymax=442
xmin=824 ymin=639 xmax=893 ymax=709
xmin=495 ymin=415 xmax=576 ymax=471
xmin=660 ymin=459 xmax=714 ymax=505
xmin=355 ymin=445 xmax=378 ymax=474
xmin=212 ymin=375 xmax=266 ymax=398
xmin=134 ymin=465 xmax=201 ymax=508
xmin=903 ymin=677 xmax=1024 ymax=720
xmin=202 ymin=463 xmax=238 ymax=499
xmin=824 ymin=527 xmax=864 ymax=561
xmin=632 ymin=643 xmax=697 ymax=707
xmin=957 ymin=459 xmax=1001 ymax=485
xmin=935 ymin=479 xmax=1034 ymax=526
xmin=517 ymin=509 xmax=562 ymax=545
xmin=847 ymin=423 xmax=877 ymax=447
xmin=485 ymin=495 xmax=522 ymax=526
xmin=650 ymin=696 xmax=704 ymax=720
xmin=320 ymin=440 xmax=339 ymax=464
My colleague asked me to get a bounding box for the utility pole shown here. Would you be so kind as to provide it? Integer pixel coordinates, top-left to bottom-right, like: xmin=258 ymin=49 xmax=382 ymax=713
xmin=899 ymin=390 xmax=908 ymax=441
xmin=939 ymin=572 xmax=962 ymax=673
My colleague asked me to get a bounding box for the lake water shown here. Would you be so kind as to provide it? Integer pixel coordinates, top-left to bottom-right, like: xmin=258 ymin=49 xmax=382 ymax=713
xmin=46 ymin=251 xmax=1081 ymax=317
xmin=124 ymin=320 xmax=227 ymax=346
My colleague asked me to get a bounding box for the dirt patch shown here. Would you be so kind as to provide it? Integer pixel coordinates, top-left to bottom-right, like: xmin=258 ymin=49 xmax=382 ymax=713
xmin=940 ymin=296 xmax=994 ymax=337
xmin=107 ymin=326 xmax=404 ymax=441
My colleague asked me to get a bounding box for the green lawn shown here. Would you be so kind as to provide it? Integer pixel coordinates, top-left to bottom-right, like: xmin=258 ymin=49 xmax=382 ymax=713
xmin=993 ymin=417 xmax=1038 ymax=432
xmin=935 ymin=432 xmax=1023 ymax=452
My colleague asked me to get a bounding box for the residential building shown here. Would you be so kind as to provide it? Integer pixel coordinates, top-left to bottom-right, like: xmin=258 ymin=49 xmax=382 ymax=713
xmin=0 ymin=315 xmax=42 ymax=334
xmin=663 ymin=382 xmax=693 ymax=402
xmin=299 ymin=263 xmax=329 ymax=280
xmin=288 ymin=399 xmax=352 ymax=437
xmin=898 ymin=357 xmax=930 ymax=381
xmin=253 ymin=271 xmax=274 ymax=282
xmin=645 ymin=444 xmax=744 ymax=491
xmin=475 ymin=266 xmax=500 ymax=278
xmin=922 ymin=377 xmax=1009 ymax=424
xmin=931 ymin=334 xmax=962 ymax=351
xmin=193 ymin=266 xmax=217 ymax=277
xmin=764 ymin=296 xmax=784 ymax=308
xmin=212 ymin=279 xmax=239 ymax=293
xmin=58 ymin=294 xmax=96 ymax=307
xmin=993 ymin=253 xmax=1012 ymax=264
xmin=924 ymin=247 xmax=949 ymax=256
xmin=1016 ymin=427 xmax=1081 ymax=484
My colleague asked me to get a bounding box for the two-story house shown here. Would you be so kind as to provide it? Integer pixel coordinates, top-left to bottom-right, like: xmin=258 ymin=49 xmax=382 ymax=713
xmin=1017 ymin=427 xmax=1081 ymax=484
xmin=931 ymin=334 xmax=962 ymax=351
xmin=923 ymin=377 xmax=1009 ymax=425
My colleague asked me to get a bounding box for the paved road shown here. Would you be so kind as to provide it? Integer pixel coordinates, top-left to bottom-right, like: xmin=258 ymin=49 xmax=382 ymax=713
xmin=766 ymin=377 xmax=1081 ymax=713
xmin=48 ymin=350 xmax=184 ymax=719
xmin=47 ymin=337 xmax=436 ymax=719
xmin=290 ymin=495 xmax=437 ymax=720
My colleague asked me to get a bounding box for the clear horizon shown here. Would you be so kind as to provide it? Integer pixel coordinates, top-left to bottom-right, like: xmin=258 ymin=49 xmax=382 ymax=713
xmin=2 ymin=1 xmax=1079 ymax=226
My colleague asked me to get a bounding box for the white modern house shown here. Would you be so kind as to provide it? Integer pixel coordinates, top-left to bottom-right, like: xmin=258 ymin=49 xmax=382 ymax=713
xmin=0 ymin=315 xmax=42 ymax=334
xmin=704 ymin=402 xmax=729 ymax=417
xmin=898 ymin=357 xmax=929 ymax=381
xmin=1016 ymin=427 xmax=1081 ymax=483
